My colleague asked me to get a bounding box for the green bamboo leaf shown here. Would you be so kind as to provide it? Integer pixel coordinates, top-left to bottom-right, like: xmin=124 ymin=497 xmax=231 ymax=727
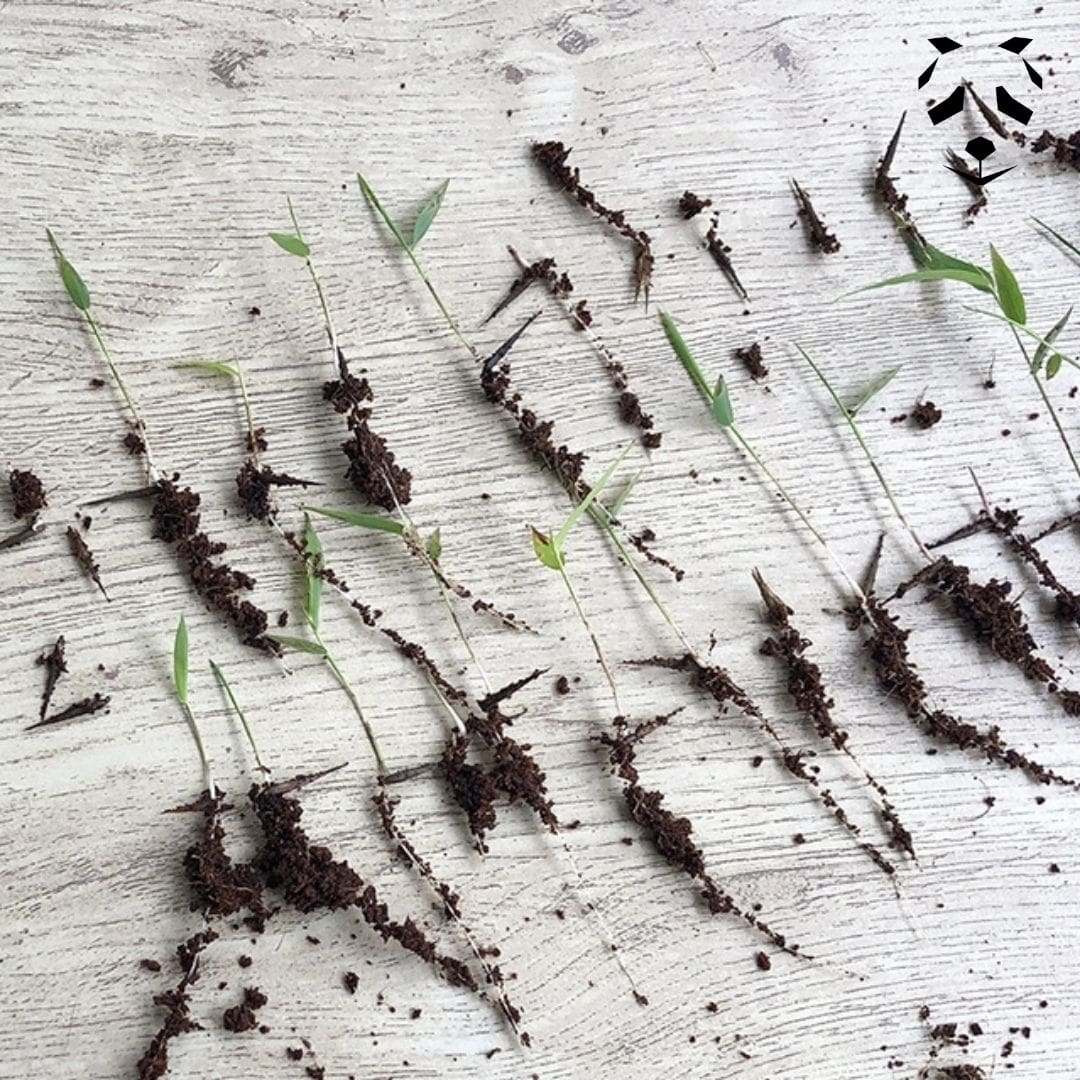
xmin=269 ymin=232 xmax=311 ymax=259
xmin=554 ymin=444 xmax=633 ymax=551
xmin=1033 ymin=307 xmax=1072 ymax=377
xmin=922 ymin=245 xmax=993 ymax=286
xmin=267 ymin=633 xmax=328 ymax=657
xmin=411 ymin=179 xmax=449 ymax=249
xmin=173 ymin=615 xmax=189 ymax=705
xmin=358 ymin=174 xmax=411 ymax=253
xmin=302 ymin=513 xmax=324 ymax=633
xmin=711 ymin=374 xmax=735 ymax=427
xmin=177 ymin=360 xmax=240 ymax=379
xmin=847 ymin=366 xmax=902 ymax=416
xmin=858 ymin=268 xmax=995 ymax=294
xmin=989 ymin=245 xmax=1026 ymax=324
xmin=531 ymin=526 xmax=564 ymax=571
xmin=303 ymin=505 xmax=405 ymax=535
xmin=46 ymin=229 xmax=91 ymax=311
xmin=660 ymin=311 xmax=713 ymax=404
xmin=425 ymin=527 xmax=442 ymax=562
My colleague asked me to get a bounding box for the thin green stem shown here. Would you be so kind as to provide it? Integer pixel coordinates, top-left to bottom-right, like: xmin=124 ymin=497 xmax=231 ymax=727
xmin=210 ymin=660 xmax=266 ymax=773
xmin=965 ymin=305 xmax=1080 ymax=373
xmin=1010 ymin=326 xmax=1080 ymax=483
xmin=728 ymin=425 xmax=866 ymax=601
xmin=431 ymin=569 xmax=493 ymax=695
xmin=234 ymin=362 xmax=259 ymax=461
xmin=179 ymin=699 xmax=215 ymax=794
xmin=357 ymin=174 xmax=478 ymax=359
xmin=557 ymin=557 xmax=623 ymax=716
xmin=797 ymin=344 xmax=932 ymax=563
xmin=317 ymin=634 xmax=388 ymax=776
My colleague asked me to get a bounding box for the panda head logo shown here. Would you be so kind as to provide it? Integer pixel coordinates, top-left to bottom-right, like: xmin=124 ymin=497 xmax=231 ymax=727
xmin=919 ymin=35 xmax=1043 ymax=185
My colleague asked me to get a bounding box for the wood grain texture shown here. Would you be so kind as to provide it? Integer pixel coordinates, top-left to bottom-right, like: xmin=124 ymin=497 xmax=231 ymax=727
xmin=2 ymin=2 xmax=1080 ymax=1077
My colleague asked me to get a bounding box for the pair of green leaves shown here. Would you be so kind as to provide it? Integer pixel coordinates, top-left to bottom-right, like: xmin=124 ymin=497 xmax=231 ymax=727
xmin=46 ymin=229 xmax=91 ymax=312
xmin=268 ymin=514 xmax=330 ymax=657
xmin=359 ymin=174 xmax=449 ymax=252
xmin=531 ymin=444 xmax=633 ymax=571
xmin=659 ymin=312 xmax=735 ymax=427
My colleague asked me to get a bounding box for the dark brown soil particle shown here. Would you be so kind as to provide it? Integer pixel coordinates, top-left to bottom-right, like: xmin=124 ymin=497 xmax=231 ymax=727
xmin=222 ymin=986 xmax=268 ymax=1033
xmin=755 ymin=951 xmax=772 ymax=971
xmin=36 ymin=636 xmax=67 ymax=722
xmin=601 ymin=713 xmax=802 ymax=958
xmin=344 ymin=971 xmax=359 ymax=995
xmin=678 ymin=190 xmax=713 ymax=219
xmin=123 ymin=430 xmax=147 ymax=456
xmin=792 ymin=179 xmax=841 ymax=253
xmin=911 ymin=400 xmax=943 ymax=429
xmin=531 ymin=140 xmax=654 ymax=304
xmin=555 ymin=675 xmax=571 ymax=695
xmin=735 ymin=342 xmax=768 ymax=382
xmin=9 ymin=469 xmax=46 ymax=520
xmin=139 ymin=958 xmax=162 ymax=973
xmin=150 ymin=477 xmax=278 ymax=654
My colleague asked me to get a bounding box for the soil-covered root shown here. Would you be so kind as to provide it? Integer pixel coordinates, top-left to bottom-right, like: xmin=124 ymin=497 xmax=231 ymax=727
xmin=600 ymin=714 xmax=804 ymax=960
xmin=791 ymin=179 xmax=841 ymax=253
xmin=875 ymin=113 xmax=926 ymax=249
xmin=850 ymin=595 xmax=1076 ymax=786
xmin=36 ymin=635 xmax=67 ymax=722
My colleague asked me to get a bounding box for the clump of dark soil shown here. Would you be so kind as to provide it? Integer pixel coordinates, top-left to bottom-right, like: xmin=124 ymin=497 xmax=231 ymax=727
xmin=442 ymin=669 xmax=558 ymax=854
xmin=875 ymin=113 xmax=926 ymax=250
xmin=124 ymin=430 xmax=147 ymax=456
xmin=531 ymin=140 xmax=654 ymax=303
xmin=66 ymin=524 xmax=109 ymax=599
xmin=600 ymin=713 xmax=803 ymax=959
xmin=911 ymin=400 xmax=942 ymax=429
xmin=735 ymin=342 xmax=768 ymax=382
xmin=137 ymin=929 xmax=217 ymax=1080
xmin=486 ymin=251 xmax=661 ymax=448
xmin=850 ymin=595 xmax=1075 ymax=785
xmin=150 ymin=477 xmax=278 ymax=654
xmin=791 ymin=179 xmax=841 ymax=253
xmin=481 ymin=323 xmax=680 ymax=579
xmin=894 ymin=556 xmax=1080 ymax=717
xmin=754 ymin=572 xmax=911 ymax=868
xmin=323 ymin=347 xmax=412 ymax=510
xmin=9 ymin=468 xmax=47 ymax=520
xmin=678 ymin=190 xmax=712 ymax=219
xmin=36 ymin=635 xmax=67 ymax=722
xmin=236 ymin=460 xmax=319 ymax=523
xmin=222 ymin=986 xmax=268 ymax=1033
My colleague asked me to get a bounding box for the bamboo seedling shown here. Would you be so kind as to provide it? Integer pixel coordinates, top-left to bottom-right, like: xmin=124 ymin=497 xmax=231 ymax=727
xmin=853 ymin=240 xmax=1080 ymax=482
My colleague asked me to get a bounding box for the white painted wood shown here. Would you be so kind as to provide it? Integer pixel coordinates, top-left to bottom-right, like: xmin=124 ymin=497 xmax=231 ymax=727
xmin=2 ymin=2 xmax=1079 ymax=1077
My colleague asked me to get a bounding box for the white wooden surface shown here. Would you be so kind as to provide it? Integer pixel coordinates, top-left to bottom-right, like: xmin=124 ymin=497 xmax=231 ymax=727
xmin=3 ymin=2 xmax=1080 ymax=1077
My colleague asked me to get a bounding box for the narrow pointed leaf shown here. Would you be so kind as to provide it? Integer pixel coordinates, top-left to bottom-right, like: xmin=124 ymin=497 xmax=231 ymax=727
xmin=848 ymin=366 xmax=902 ymax=416
xmin=269 ymin=232 xmax=311 ymax=259
xmin=531 ymin=527 xmax=564 ymax=570
xmin=858 ymin=268 xmax=994 ymax=294
xmin=302 ymin=514 xmax=324 ymax=633
xmin=555 ymin=444 xmax=633 ymax=551
xmin=711 ymin=374 xmax=735 ymax=427
xmin=608 ymin=470 xmax=641 ymax=518
xmin=660 ymin=311 xmax=713 ymax=404
xmin=177 ymin=360 xmax=240 ymax=379
xmin=46 ymin=229 xmax=91 ymax=311
xmin=989 ymin=244 xmax=1026 ymax=324
xmin=173 ymin=616 xmax=190 ymax=705
xmin=410 ymin=179 xmax=449 ymax=249
xmin=358 ymin=174 xmax=411 ymax=252
xmin=1033 ymin=217 xmax=1080 ymax=261
xmin=923 ymin=244 xmax=993 ymax=287
xmin=1033 ymin=306 xmax=1072 ymax=377
xmin=304 ymin=505 xmax=405 ymax=535
xmin=268 ymin=633 xmax=327 ymax=657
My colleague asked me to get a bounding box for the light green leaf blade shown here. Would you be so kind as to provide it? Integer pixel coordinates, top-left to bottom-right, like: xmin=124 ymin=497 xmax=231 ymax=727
xmin=1033 ymin=307 xmax=1072 ymax=377
xmin=177 ymin=360 xmax=240 ymax=379
xmin=989 ymin=244 xmax=1026 ymax=324
xmin=173 ymin=615 xmax=189 ymax=705
xmin=269 ymin=232 xmax=311 ymax=259
xmin=411 ymin=179 xmax=449 ymax=249
xmin=268 ymin=633 xmax=328 ymax=657
xmin=358 ymin=174 xmax=411 ymax=253
xmin=660 ymin=311 xmax=713 ymax=404
xmin=922 ymin=245 xmax=993 ymax=287
xmin=711 ymin=375 xmax=735 ymax=428
xmin=302 ymin=513 xmax=324 ymax=633
xmin=554 ymin=444 xmax=633 ymax=551
xmin=46 ymin=229 xmax=91 ymax=311
xmin=848 ymin=366 xmax=902 ymax=416
xmin=607 ymin=470 xmax=641 ymax=519
xmin=531 ymin=526 xmax=564 ymax=570
xmin=425 ymin=527 xmax=443 ymax=562
xmin=857 ymin=268 xmax=995 ymax=294
xmin=303 ymin=505 xmax=405 ymax=535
